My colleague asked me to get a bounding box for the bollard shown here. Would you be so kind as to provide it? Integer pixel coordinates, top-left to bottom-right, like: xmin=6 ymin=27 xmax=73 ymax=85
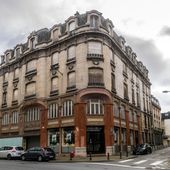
xmin=89 ymin=152 xmax=92 ymax=161
xmin=107 ymin=153 xmax=110 ymax=160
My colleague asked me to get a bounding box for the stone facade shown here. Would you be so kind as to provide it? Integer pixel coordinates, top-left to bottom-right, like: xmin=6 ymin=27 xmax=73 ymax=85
xmin=0 ymin=10 xmax=153 ymax=156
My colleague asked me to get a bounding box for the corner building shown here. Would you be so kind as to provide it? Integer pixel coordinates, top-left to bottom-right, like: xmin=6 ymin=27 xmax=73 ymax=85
xmin=0 ymin=10 xmax=152 ymax=156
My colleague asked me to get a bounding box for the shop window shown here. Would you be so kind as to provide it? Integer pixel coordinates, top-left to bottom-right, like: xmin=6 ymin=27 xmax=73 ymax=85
xmin=63 ymin=128 xmax=75 ymax=145
xmin=88 ymin=68 xmax=103 ymax=86
xmin=48 ymin=130 xmax=60 ymax=146
xmin=62 ymin=100 xmax=73 ymax=116
xmin=48 ymin=103 xmax=58 ymax=119
xmin=87 ymin=99 xmax=103 ymax=115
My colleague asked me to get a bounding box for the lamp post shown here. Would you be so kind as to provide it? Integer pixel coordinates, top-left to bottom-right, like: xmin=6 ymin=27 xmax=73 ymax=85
xmin=118 ymin=104 xmax=122 ymax=159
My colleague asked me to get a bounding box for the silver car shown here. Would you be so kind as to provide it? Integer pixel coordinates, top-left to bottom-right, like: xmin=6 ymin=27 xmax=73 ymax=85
xmin=0 ymin=146 xmax=24 ymax=159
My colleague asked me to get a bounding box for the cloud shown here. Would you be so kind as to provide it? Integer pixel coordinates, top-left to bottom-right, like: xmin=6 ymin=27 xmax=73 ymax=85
xmin=159 ymin=26 xmax=170 ymax=36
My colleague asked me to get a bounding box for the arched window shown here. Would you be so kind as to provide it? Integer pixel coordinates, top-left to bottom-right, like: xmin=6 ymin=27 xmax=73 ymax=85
xmin=90 ymin=15 xmax=99 ymax=28
xmin=69 ymin=21 xmax=76 ymax=31
xmin=51 ymin=77 xmax=58 ymax=91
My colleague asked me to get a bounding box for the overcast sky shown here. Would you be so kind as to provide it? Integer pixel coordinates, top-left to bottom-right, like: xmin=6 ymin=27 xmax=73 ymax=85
xmin=0 ymin=0 xmax=170 ymax=112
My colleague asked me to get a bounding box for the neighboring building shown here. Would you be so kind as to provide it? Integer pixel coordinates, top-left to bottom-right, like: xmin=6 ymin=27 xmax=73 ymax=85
xmin=151 ymin=95 xmax=163 ymax=146
xmin=161 ymin=112 xmax=170 ymax=146
xmin=0 ymin=10 xmax=153 ymax=156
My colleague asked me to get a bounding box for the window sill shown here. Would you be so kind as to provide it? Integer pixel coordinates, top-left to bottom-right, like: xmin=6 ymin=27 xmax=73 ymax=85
xmin=66 ymin=57 xmax=76 ymax=65
xmin=24 ymin=94 xmax=36 ymax=100
xmin=50 ymin=90 xmax=59 ymax=96
xmin=25 ymin=69 xmax=37 ymax=77
xmin=1 ymin=103 xmax=7 ymax=108
xmin=88 ymin=82 xmax=104 ymax=87
xmin=51 ymin=63 xmax=59 ymax=70
xmin=13 ymin=77 xmax=19 ymax=83
xmin=12 ymin=100 xmax=18 ymax=106
xmin=66 ymin=85 xmax=77 ymax=92
xmin=3 ymin=81 xmax=8 ymax=87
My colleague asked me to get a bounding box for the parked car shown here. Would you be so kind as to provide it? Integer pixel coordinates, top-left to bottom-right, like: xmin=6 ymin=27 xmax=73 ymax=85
xmin=133 ymin=143 xmax=152 ymax=155
xmin=21 ymin=147 xmax=55 ymax=162
xmin=0 ymin=146 xmax=24 ymax=160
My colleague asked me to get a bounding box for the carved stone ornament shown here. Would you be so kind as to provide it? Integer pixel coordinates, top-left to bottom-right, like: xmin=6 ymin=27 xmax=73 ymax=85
xmin=68 ymin=65 xmax=74 ymax=70
xmin=92 ymin=60 xmax=99 ymax=65
xmin=13 ymin=82 xmax=18 ymax=88
xmin=51 ymin=69 xmax=57 ymax=75
xmin=27 ymin=75 xmax=33 ymax=81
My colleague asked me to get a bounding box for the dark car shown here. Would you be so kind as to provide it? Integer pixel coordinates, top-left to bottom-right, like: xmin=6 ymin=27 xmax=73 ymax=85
xmin=21 ymin=147 xmax=55 ymax=162
xmin=133 ymin=143 xmax=152 ymax=155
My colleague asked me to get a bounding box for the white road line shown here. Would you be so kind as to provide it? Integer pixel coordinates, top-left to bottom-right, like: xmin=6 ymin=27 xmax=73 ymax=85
xmin=150 ymin=160 xmax=167 ymax=166
xmin=133 ymin=160 xmax=147 ymax=165
xmin=82 ymin=162 xmax=145 ymax=169
xmin=119 ymin=159 xmax=134 ymax=163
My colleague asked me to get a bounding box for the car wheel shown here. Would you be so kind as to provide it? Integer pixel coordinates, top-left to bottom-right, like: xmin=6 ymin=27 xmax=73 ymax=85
xmin=38 ymin=155 xmax=43 ymax=162
xmin=21 ymin=155 xmax=26 ymax=161
xmin=7 ymin=154 xmax=11 ymax=160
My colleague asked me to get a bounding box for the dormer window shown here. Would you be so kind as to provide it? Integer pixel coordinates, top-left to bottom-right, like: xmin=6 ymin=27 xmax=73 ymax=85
xmin=6 ymin=53 xmax=10 ymax=61
xmin=90 ymin=15 xmax=99 ymax=28
xmin=69 ymin=21 xmax=76 ymax=31
xmin=15 ymin=48 xmax=20 ymax=58
xmin=53 ymin=29 xmax=59 ymax=40
xmin=30 ymin=37 xmax=36 ymax=49
xmin=1 ymin=55 xmax=5 ymax=64
xmin=108 ymin=25 xmax=112 ymax=35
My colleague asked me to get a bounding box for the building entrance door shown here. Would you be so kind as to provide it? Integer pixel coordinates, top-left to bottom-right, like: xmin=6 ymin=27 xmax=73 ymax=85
xmin=86 ymin=126 xmax=105 ymax=154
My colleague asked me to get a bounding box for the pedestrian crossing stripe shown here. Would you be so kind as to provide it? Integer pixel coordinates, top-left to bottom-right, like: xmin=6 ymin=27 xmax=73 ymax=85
xmin=119 ymin=159 xmax=134 ymax=163
xmin=133 ymin=160 xmax=147 ymax=165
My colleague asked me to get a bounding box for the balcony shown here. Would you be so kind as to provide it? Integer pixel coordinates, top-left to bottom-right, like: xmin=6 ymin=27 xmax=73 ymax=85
xmin=87 ymin=53 xmax=104 ymax=61
xmin=88 ymin=82 xmax=104 ymax=87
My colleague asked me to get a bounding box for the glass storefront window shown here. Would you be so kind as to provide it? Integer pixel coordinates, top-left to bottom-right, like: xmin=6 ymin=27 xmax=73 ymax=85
xmin=63 ymin=128 xmax=75 ymax=145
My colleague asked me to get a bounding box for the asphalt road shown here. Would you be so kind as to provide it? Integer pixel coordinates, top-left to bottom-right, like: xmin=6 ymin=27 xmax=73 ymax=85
xmin=0 ymin=147 xmax=170 ymax=170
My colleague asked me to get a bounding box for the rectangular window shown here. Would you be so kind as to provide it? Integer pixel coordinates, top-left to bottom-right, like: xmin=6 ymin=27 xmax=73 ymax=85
xmin=88 ymin=42 xmax=102 ymax=54
xmin=11 ymin=111 xmax=19 ymax=124
xmin=31 ymin=38 xmax=36 ymax=49
xmin=26 ymin=82 xmax=36 ymax=96
xmin=68 ymin=46 xmax=75 ymax=60
xmin=52 ymin=52 xmax=59 ymax=65
xmin=48 ymin=103 xmax=58 ymax=119
xmin=13 ymin=89 xmax=18 ymax=101
xmin=62 ymin=100 xmax=73 ymax=117
xmin=124 ymin=83 xmax=128 ymax=100
xmin=87 ymin=99 xmax=103 ymax=115
xmin=2 ymin=113 xmax=10 ymax=125
xmin=68 ymin=72 xmax=76 ymax=88
xmin=88 ymin=68 xmax=103 ymax=86
xmin=14 ymin=68 xmax=19 ymax=79
xmin=25 ymin=107 xmax=40 ymax=122
xmin=111 ymin=73 xmax=115 ymax=91
xmin=27 ymin=60 xmax=36 ymax=72
xmin=2 ymin=92 xmax=7 ymax=105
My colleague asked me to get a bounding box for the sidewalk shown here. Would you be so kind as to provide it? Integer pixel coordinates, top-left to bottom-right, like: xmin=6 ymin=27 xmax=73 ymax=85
xmin=49 ymin=154 xmax=136 ymax=163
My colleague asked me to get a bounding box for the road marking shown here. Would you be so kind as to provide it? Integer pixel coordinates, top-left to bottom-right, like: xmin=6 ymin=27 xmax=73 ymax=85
xmin=82 ymin=162 xmax=145 ymax=169
xmin=150 ymin=160 xmax=167 ymax=166
xmin=133 ymin=160 xmax=147 ymax=165
xmin=119 ymin=159 xmax=134 ymax=163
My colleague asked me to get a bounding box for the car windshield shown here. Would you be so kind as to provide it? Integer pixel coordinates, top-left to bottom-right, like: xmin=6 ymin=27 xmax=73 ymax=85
xmin=15 ymin=147 xmax=24 ymax=151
